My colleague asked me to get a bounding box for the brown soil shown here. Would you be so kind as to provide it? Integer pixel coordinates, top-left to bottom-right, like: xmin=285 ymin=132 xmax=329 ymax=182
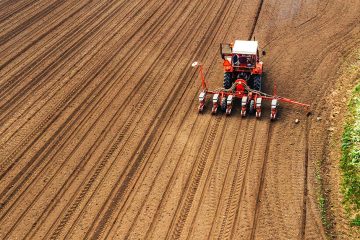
xmin=0 ymin=0 xmax=359 ymax=239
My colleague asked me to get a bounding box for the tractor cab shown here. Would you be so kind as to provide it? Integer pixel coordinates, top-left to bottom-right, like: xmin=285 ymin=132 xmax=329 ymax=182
xmin=221 ymin=40 xmax=259 ymax=70
xmin=220 ymin=40 xmax=263 ymax=89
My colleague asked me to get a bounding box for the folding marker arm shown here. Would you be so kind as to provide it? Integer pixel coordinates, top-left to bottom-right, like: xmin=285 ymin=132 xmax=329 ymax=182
xmin=192 ymin=61 xmax=207 ymax=90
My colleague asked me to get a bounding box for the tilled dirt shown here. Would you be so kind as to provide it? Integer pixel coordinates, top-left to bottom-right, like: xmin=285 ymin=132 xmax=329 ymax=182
xmin=0 ymin=0 xmax=359 ymax=239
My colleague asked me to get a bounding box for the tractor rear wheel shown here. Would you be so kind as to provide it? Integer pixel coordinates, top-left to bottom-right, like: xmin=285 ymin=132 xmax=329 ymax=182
xmin=224 ymin=72 xmax=232 ymax=89
xmin=253 ymin=75 xmax=262 ymax=91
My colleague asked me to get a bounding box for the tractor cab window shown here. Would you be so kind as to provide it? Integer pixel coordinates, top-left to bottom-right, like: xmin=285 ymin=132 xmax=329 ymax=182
xmin=232 ymin=54 xmax=239 ymax=65
xmin=239 ymin=55 xmax=255 ymax=66
xmin=244 ymin=55 xmax=256 ymax=66
xmin=238 ymin=56 xmax=249 ymax=64
xmin=232 ymin=54 xmax=256 ymax=67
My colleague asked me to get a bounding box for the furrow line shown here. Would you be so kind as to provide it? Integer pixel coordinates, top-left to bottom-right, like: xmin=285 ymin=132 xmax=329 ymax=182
xmin=248 ymin=0 xmax=265 ymax=40
xmin=300 ymin=117 xmax=310 ymax=239
xmin=80 ymin=1 xmax=226 ymax=238
xmin=139 ymin=0 xmax=238 ymax=236
xmin=216 ymin=119 xmax=258 ymax=239
xmin=20 ymin=0 xmax=177 ymax=236
xmin=0 ymin=0 xmax=166 ymax=217
xmin=65 ymin=2 xmax=212 ymax=236
xmin=249 ymin=120 xmax=272 ymax=240
xmin=170 ymin=117 xmax=222 ymax=240
xmin=0 ymin=0 xmax=65 ymax=45
xmin=0 ymin=0 xmax=39 ymax=23
xmin=82 ymin=1 xmax=233 ymax=238
xmin=1 ymin=0 xmax=169 ymax=237
xmin=0 ymin=0 xmax=95 ymax=74
xmin=0 ymin=0 xmax=119 ymax=121
xmin=42 ymin=1 xmax=187 ymax=239
xmin=0 ymin=0 xmax=146 ymax=176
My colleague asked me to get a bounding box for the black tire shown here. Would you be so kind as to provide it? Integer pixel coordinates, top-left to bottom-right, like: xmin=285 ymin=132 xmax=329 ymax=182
xmin=253 ymin=75 xmax=262 ymax=91
xmin=221 ymin=97 xmax=227 ymax=112
xmin=249 ymin=100 xmax=255 ymax=114
xmin=224 ymin=72 xmax=232 ymax=89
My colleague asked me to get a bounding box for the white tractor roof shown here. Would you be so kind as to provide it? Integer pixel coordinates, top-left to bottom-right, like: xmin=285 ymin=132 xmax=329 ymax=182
xmin=233 ymin=40 xmax=258 ymax=55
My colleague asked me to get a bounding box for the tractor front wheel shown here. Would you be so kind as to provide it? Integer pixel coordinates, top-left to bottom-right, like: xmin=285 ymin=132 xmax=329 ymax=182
xmin=253 ymin=75 xmax=262 ymax=91
xmin=221 ymin=97 xmax=227 ymax=112
xmin=249 ymin=100 xmax=255 ymax=114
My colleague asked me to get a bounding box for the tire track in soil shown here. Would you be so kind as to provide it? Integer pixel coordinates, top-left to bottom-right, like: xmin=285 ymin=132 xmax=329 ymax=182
xmin=0 ymin=0 xmax=94 ymax=75
xmin=0 ymin=10 xmax=129 ymax=208
xmin=143 ymin=114 xmax=213 ymax=239
xmin=0 ymin=0 xmax=146 ymax=156
xmin=132 ymin=0 xmax=258 ymax=237
xmin=0 ymin=0 xmax=358 ymax=238
xmin=0 ymin=0 xmax=59 ymax=36
xmin=0 ymin=0 xmax=138 ymax=210
xmin=0 ymin=0 xmax=138 ymax=154
xmin=38 ymin=1 xmax=193 ymax=239
xmin=0 ymin=0 xmax=103 ymax=142
xmin=184 ymin=1 xmax=263 ymax=238
xmin=66 ymin=0 xmax=214 ymax=238
xmin=45 ymin=0 xmax=262 ymax=238
xmin=123 ymin=18 xmax=232 ymax=236
xmin=120 ymin=101 xmax=212 ymax=239
xmin=1 ymin=0 xmax=355 ymax=238
xmin=186 ymin=117 xmax=230 ymax=239
xmin=298 ymin=20 xmax=360 ymax=240
xmin=0 ymin=4 xmax=167 ymax=234
xmin=167 ymin=0 xmax=265 ymax=238
xmin=257 ymin=63 xmax=354 ymax=239
xmin=216 ymin=120 xmax=258 ymax=240
xmin=162 ymin=2 xmax=238 ymax=238
xmin=87 ymin=8 xmax=222 ymax=240
xmin=19 ymin=0 xmax=203 ymax=238
xmin=0 ymin=0 xmax=144 ymax=178
xmin=182 ymin=1 xmax=250 ymax=236
xmin=186 ymin=116 xmax=245 ymax=240
xmin=81 ymin=1 xmax=233 ymax=239
xmin=131 ymin=0 xmax=238 ymax=238
xmin=299 ymin=25 xmax=359 ymax=239
xmin=255 ymin=6 xmax=359 ymax=236
xmin=0 ymin=1 xmax=100 ymax=137
xmin=119 ymin=1 xmax=241 ymax=232
xmin=0 ymin=0 xmax=116 ymax=123
xmin=301 ymin=31 xmax=360 ymax=239
xmin=1 ymin=2 xmax=170 ymax=240
xmin=249 ymin=121 xmax=272 ymax=240
xmin=166 ymin=7 xmax=245 ymax=240
xmin=0 ymin=0 xmax=174 ymax=234
xmin=0 ymin=0 xmax=92 ymax=79
xmin=300 ymin=117 xmax=310 ymax=239
xmin=0 ymin=0 xmax=66 ymax=45
xmin=0 ymin=0 xmax=39 ymax=19
xmin=0 ymin=0 xmax=18 ymax=10
xmin=167 ymin=116 xmax=222 ymax=240
xmin=0 ymin=0 xmax=41 ymax=24
xmin=225 ymin=1 xmax=270 ymax=238
xmin=0 ymin=2 xmax=92 ymax=99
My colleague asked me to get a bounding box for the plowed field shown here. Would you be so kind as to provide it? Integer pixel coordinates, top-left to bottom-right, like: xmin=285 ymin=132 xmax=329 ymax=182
xmin=0 ymin=0 xmax=359 ymax=239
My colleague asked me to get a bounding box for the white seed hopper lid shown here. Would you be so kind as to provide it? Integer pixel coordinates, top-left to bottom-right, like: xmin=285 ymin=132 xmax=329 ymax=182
xmin=232 ymin=40 xmax=258 ymax=55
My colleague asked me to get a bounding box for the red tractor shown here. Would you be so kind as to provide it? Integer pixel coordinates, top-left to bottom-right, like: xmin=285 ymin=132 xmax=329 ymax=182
xmin=221 ymin=40 xmax=263 ymax=91
xmin=193 ymin=40 xmax=309 ymax=120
